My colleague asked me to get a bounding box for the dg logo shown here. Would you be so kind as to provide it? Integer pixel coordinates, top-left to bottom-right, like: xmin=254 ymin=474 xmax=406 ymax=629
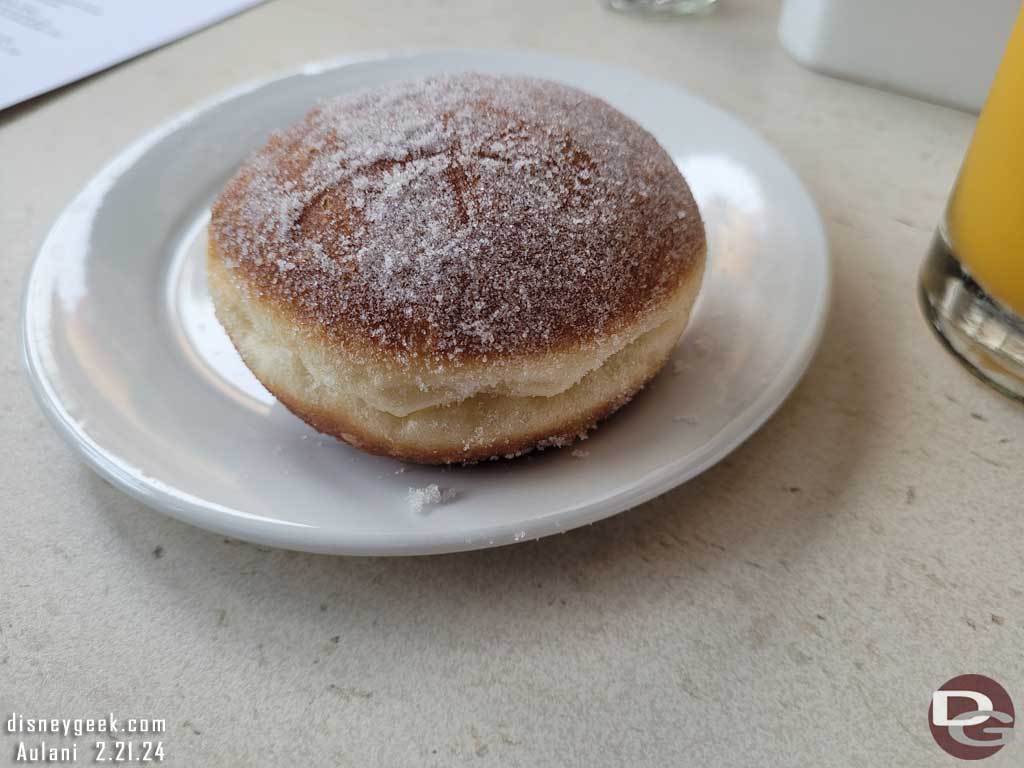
xmin=929 ymin=674 xmax=1015 ymax=760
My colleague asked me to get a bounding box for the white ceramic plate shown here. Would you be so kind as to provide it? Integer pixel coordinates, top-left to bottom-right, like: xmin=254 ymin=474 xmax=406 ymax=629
xmin=22 ymin=51 xmax=829 ymax=555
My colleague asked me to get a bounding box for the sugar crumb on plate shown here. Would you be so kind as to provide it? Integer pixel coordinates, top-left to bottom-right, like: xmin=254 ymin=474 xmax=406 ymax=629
xmin=407 ymin=484 xmax=457 ymax=514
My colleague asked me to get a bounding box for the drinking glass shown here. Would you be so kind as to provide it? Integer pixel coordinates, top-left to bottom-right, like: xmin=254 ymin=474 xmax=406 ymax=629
xmin=919 ymin=7 xmax=1024 ymax=400
xmin=606 ymin=0 xmax=718 ymax=16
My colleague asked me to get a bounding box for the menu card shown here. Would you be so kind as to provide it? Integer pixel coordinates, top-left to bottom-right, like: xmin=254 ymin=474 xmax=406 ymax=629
xmin=0 ymin=0 xmax=266 ymax=111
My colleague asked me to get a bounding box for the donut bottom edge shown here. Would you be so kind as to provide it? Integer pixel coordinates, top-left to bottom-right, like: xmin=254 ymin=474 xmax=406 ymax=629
xmin=208 ymin=256 xmax=703 ymax=465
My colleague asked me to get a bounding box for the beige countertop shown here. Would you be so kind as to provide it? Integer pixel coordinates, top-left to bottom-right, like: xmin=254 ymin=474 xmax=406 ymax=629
xmin=2 ymin=1 xmax=1022 ymax=765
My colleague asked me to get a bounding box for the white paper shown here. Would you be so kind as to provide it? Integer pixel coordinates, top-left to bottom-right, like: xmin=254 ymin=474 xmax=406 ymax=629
xmin=0 ymin=0 xmax=266 ymax=111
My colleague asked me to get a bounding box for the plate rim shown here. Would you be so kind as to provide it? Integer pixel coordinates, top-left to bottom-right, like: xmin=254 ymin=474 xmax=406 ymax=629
xmin=21 ymin=49 xmax=831 ymax=555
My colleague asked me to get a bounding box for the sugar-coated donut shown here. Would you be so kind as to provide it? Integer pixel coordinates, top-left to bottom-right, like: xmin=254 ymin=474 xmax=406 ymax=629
xmin=208 ymin=73 xmax=706 ymax=464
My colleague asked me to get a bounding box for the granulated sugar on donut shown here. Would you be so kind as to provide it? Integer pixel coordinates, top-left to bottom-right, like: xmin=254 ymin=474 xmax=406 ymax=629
xmin=208 ymin=73 xmax=706 ymax=463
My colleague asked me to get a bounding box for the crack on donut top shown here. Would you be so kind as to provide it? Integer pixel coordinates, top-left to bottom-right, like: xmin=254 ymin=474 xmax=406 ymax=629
xmin=210 ymin=73 xmax=704 ymax=365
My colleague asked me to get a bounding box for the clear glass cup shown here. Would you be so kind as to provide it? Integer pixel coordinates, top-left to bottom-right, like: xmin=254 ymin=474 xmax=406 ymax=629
xmin=919 ymin=8 xmax=1024 ymax=401
xmin=606 ymin=0 xmax=718 ymax=16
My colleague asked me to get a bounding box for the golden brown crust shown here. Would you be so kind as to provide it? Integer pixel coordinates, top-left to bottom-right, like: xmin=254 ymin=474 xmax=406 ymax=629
xmin=209 ymin=73 xmax=705 ymax=366
xmin=208 ymin=236 xmax=704 ymax=462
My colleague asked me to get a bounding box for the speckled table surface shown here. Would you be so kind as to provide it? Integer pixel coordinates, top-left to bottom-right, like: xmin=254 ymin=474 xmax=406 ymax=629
xmin=2 ymin=1 xmax=1022 ymax=765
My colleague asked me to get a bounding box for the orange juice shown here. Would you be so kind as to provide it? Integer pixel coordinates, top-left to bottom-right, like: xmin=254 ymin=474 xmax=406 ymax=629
xmin=946 ymin=9 xmax=1024 ymax=316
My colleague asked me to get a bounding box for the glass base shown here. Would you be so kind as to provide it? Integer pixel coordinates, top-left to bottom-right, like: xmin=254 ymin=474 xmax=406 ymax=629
xmin=606 ymin=0 xmax=717 ymax=15
xmin=919 ymin=232 xmax=1024 ymax=401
